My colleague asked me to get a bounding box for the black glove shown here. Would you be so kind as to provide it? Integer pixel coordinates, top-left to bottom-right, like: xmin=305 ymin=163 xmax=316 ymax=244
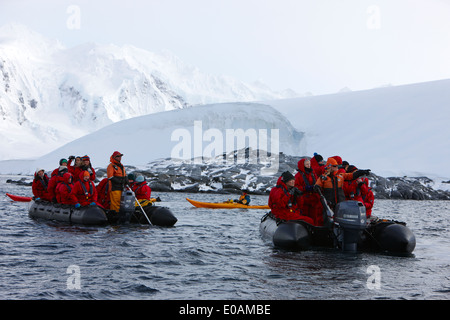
xmin=68 ymin=155 xmax=75 ymax=160
xmin=353 ymin=169 xmax=371 ymax=178
xmin=289 ymin=187 xmax=302 ymax=197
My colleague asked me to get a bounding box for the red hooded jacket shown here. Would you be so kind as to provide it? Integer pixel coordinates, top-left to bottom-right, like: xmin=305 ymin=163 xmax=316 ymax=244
xmin=344 ymin=177 xmax=374 ymax=217
xmin=295 ymin=159 xmax=324 ymax=226
xmin=32 ymin=171 xmax=52 ymax=201
xmin=48 ymin=167 xmax=68 ymax=202
xmin=310 ymin=156 xmax=325 ymax=176
xmin=132 ymin=181 xmax=152 ymax=200
xmin=268 ymin=176 xmax=313 ymax=223
xmin=96 ymin=178 xmax=110 ymax=209
xmin=56 ymin=173 xmax=77 ymax=205
xmin=71 ymin=171 xmax=98 ymax=206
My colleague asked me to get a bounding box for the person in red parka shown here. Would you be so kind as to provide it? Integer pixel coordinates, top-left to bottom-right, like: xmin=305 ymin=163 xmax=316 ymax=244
xmin=268 ymin=171 xmax=314 ymax=223
xmin=68 ymin=156 xmax=83 ymax=182
xmin=72 ymin=171 xmax=98 ymax=207
xmin=55 ymin=173 xmax=77 ymax=205
xmin=331 ymin=156 xmax=346 ymax=174
xmin=132 ymin=175 xmax=152 ymax=200
xmin=32 ymin=168 xmax=52 ymax=201
xmin=80 ymin=155 xmax=96 ymax=182
xmin=48 ymin=165 xmax=69 ymax=202
xmin=344 ymin=165 xmax=375 ymax=218
xmin=96 ymin=177 xmax=111 ymax=209
xmin=316 ymin=158 xmax=371 ymax=211
xmin=310 ymin=153 xmax=325 ymax=176
xmin=295 ymin=158 xmax=324 ymax=226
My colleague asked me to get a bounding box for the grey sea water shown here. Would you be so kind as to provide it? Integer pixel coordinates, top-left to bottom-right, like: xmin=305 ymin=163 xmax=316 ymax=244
xmin=0 ymin=175 xmax=449 ymax=300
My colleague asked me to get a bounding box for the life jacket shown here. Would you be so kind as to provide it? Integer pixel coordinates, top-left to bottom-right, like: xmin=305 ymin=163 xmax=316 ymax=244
xmin=107 ymin=156 xmax=126 ymax=191
xmin=80 ymin=180 xmax=94 ymax=200
xmin=315 ymin=171 xmax=355 ymax=210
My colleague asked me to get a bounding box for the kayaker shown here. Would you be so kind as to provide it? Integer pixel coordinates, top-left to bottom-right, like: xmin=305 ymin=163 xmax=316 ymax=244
xmin=314 ymin=158 xmax=371 ymax=211
xmin=107 ymin=151 xmax=127 ymax=213
xmin=268 ymin=171 xmax=314 ymax=223
xmin=55 ymin=172 xmax=77 ymax=205
xmin=32 ymin=168 xmax=52 ymax=201
xmin=235 ymin=191 xmax=251 ymax=205
xmin=72 ymin=171 xmax=98 ymax=208
xmin=295 ymin=158 xmax=323 ymax=226
xmin=132 ymin=175 xmax=152 ymax=201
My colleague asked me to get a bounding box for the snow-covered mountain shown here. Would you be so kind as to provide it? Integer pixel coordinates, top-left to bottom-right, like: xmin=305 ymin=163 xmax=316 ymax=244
xmin=0 ymin=24 xmax=297 ymax=160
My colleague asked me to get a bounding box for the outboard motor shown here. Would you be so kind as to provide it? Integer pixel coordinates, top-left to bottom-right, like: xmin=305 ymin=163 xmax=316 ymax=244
xmin=119 ymin=189 xmax=136 ymax=223
xmin=334 ymin=201 xmax=367 ymax=252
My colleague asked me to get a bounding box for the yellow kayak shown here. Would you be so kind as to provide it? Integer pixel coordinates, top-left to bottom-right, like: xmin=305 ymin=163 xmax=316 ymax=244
xmin=186 ymin=198 xmax=269 ymax=209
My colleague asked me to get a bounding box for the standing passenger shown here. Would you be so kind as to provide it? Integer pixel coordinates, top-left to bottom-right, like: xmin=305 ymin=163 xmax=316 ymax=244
xmin=107 ymin=151 xmax=126 ymax=213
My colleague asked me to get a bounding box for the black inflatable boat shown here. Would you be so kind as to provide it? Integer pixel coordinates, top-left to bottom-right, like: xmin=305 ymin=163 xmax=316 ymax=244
xmin=105 ymin=204 xmax=178 ymax=227
xmin=28 ymin=199 xmax=177 ymax=227
xmin=29 ymin=200 xmax=108 ymax=225
xmin=260 ymin=200 xmax=416 ymax=255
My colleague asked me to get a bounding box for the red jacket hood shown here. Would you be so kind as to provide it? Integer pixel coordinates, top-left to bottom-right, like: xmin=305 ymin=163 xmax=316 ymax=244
xmin=62 ymin=172 xmax=73 ymax=184
xmin=297 ymin=158 xmax=307 ymax=173
xmin=332 ymin=156 xmax=343 ymax=165
xmin=276 ymin=176 xmax=288 ymax=189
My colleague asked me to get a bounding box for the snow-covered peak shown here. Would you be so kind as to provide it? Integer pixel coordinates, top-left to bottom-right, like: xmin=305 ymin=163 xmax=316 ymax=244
xmin=0 ymin=23 xmax=64 ymax=57
xmin=0 ymin=24 xmax=299 ymax=161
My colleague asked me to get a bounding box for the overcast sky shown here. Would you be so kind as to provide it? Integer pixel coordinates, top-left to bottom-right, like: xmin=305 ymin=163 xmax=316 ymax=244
xmin=1 ymin=0 xmax=450 ymax=95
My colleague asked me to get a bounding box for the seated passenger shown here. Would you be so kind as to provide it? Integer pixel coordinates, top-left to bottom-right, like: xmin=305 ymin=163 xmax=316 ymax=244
xmin=268 ymin=171 xmax=314 ymax=223
xmin=295 ymin=158 xmax=323 ymax=226
xmin=80 ymin=155 xmax=96 ymax=182
xmin=96 ymin=178 xmax=111 ymax=209
xmin=72 ymin=171 xmax=98 ymax=207
xmin=315 ymin=158 xmax=371 ymax=211
xmin=310 ymin=153 xmax=325 ymax=176
xmin=32 ymin=168 xmax=52 ymax=201
xmin=132 ymin=175 xmax=152 ymax=201
xmin=55 ymin=173 xmax=77 ymax=205
xmin=343 ymin=166 xmax=374 ymax=218
xmin=48 ymin=165 xmax=69 ymax=202
xmin=68 ymin=156 xmax=83 ymax=181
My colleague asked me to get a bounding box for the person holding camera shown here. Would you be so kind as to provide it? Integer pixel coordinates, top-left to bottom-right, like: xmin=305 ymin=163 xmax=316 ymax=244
xmin=314 ymin=158 xmax=371 ymax=211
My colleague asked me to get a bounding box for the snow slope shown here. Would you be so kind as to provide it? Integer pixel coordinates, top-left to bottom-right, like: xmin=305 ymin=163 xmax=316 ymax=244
xmin=268 ymin=79 xmax=450 ymax=179
xmin=5 ymin=103 xmax=302 ymax=175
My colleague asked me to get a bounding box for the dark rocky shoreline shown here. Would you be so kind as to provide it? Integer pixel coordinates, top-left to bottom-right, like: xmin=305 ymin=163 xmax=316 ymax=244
xmin=119 ymin=152 xmax=450 ymax=200
xmin=7 ymin=151 xmax=450 ymax=200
